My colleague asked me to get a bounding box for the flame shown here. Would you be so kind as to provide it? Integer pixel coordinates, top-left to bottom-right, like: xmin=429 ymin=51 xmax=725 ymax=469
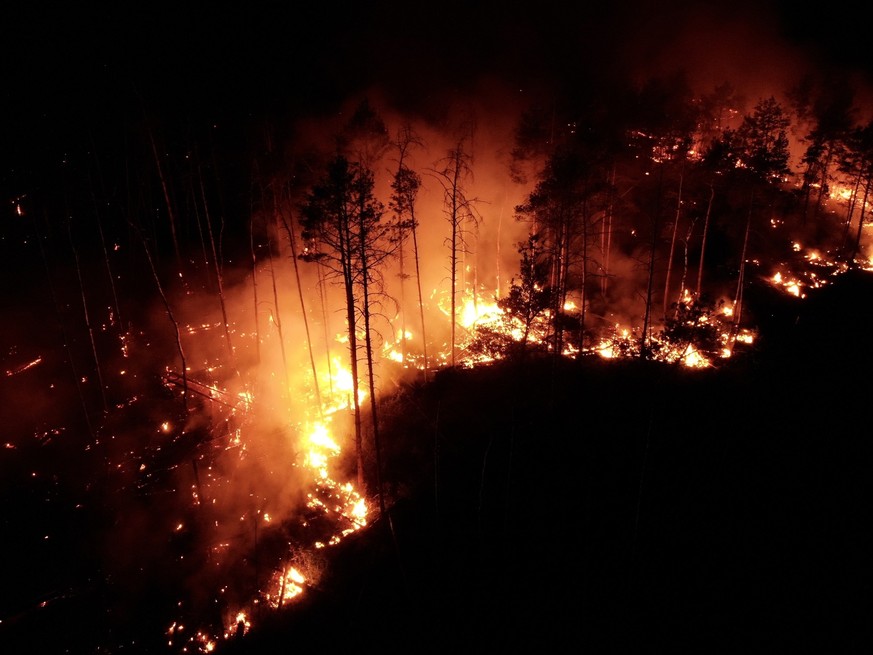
xmin=323 ymin=356 xmax=367 ymax=410
xmin=458 ymin=295 xmax=503 ymax=329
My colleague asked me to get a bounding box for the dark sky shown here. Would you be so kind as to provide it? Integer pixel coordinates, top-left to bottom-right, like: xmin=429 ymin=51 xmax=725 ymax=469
xmin=6 ymin=2 xmax=872 ymax=116
xmin=4 ymin=0 xmax=873 ymax=203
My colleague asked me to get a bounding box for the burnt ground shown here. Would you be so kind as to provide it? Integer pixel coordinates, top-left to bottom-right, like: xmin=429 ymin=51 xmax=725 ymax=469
xmin=2 ymin=269 xmax=871 ymax=654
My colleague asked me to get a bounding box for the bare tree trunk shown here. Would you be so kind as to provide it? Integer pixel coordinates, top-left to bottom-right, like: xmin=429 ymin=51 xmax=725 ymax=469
xmin=640 ymin=166 xmax=664 ymax=359
xmin=398 ymin=219 xmax=407 ymax=363
xmin=496 ymin=200 xmax=503 ymax=298
xmin=35 ymin=212 xmax=96 ymax=437
xmin=279 ymin=207 xmax=323 ymax=417
xmin=663 ymin=169 xmax=683 ymax=318
xmin=266 ymin=219 xmax=291 ymax=403
xmin=359 ymin=247 xmax=385 ymax=517
xmin=147 ymin=125 xmax=182 ymax=271
xmin=678 ymin=219 xmax=697 ymax=302
xmin=733 ymin=197 xmax=754 ymax=337
xmin=601 ymin=166 xmax=615 ymax=298
xmin=344 ymin=273 xmax=364 ymax=491
xmin=556 ymin=216 xmax=571 ymax=357
xmin=317 ymin=264 xmax=334 ymax=396
xmin=410 ymin=206 xmax=429 ymax=381
xmin=199 ymin=166 xmax=235 ymax=369
xmin=436 ymin=140 xmax=478 ymax=367
xmin=695 ymin=184 xmax=715 ymax=299
xmin=851 ymin=175 xmax=872 ymax=262
xmin=841 ymin=167 xmax=863 ymax=251
xmin=67 ymin=220 xmax=108 ymax=413
xmin=189 ymin=176 xmax=213 ymax=287
xmin=391 ymin=124 xmax=427 ymax=378
xmin=249 ymin=203 xmax=262 ymax=365
xmin=578 ymin=200 xmax=590 ymax=351
xmin=86 ymin=157 xmax=123 ymax=328
xmin=450 ymin=156 xmax=461 ymax=367
xmin=133 ymin=222 xmax=189 ymax=414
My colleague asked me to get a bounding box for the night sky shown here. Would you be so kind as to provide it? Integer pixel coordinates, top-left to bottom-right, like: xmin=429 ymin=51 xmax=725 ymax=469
xmin=5 ymin=1 xmax=873 ymax=181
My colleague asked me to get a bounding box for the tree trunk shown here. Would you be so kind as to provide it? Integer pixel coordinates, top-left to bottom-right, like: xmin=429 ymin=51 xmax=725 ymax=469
xmin=411 ymin=205 xmax=429 ymax=381
xmin=279 ymin=205 xmax=323 ymax=416
xmin=199 ymin=167 xmax=235 ymax=370
xmin=851 ymin=174 xmax=872 ymax=262
xmin=733 ymin=196 xmax=754 ymax=338
xmin=841 ymin=167 xmax=864 ymax=255
xmin=450 ymin=153 xmax=461 ymax=367
xmin=135 ymin=222 xmax=189 ymax=414
xmin=695 ymin=184 xmax=715 ymax=299
xmin=147 ymin=125 xmax=182 ymax=271
xmin=358 ymin=234 xmax=385 ymax=516
xmin=266 ymin=218 xmax=291 ymax=405
xmin=663 ymin=169 xmax=683 ymax=318
xmin=640 ymin=166 xmax=664 ymax=359
xmin=249 ymin=204 xmax=262 ymax=365
xmin=67 ymin=218 xmax=109 ymax=413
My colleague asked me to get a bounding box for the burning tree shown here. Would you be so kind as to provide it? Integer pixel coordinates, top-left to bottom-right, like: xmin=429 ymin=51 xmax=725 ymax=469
xmin=432 ymin=134 xmax=481 ymax=367
xmin=299 ymin=154 xmax=398 ymax=515
xmin=514 ymin=143 xmax=613 ymax=356
xmin=789 ymin=76 xmax=856 ymax=226
xmin=839 ymin=118 xmax=873 ymax=261
xmin=388 ymin=123 xmax=428 ymax=377
xmin=501 ymin=233 xmax=552 ymax=347
xmin=703 ymin=96 xmax=792 ymax=332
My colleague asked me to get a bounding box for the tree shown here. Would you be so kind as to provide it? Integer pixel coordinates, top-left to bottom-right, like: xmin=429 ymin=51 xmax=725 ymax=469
xmin=515 ymin=144 xmax=613 ymax=356
xmin=616 ymin=73 xmax=700 ymax=358
xmin=734 ymin=96 xmax=792 ymax=183
xmin=498 ymin=233 xmax=552 ymax=348
xmin=337 ymin=97 xmax=390 ymax=169
xmin=388 ymin=124 xmax=428 ymax=378
xmin=299 ymin=154 xmax=396 ymax=514
xmin=697 ymin=81 xmax=744 ymax=153
xmin=790 ymin=76 xmax=856 ymax=224
xmin=432 ymin=135 xmax=481 ymax=367
xmin=725 ymin=96 xmax=793 ymax=333
xmin=839 ymin=119 xmax=873 ymax=261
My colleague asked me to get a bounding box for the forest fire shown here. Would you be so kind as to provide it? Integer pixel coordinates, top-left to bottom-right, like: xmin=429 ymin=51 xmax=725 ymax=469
xmin=5 ymin=20 xmax=873 ymax=651
xmin=767 ymin=242 xmax=856 ymax=300
xmin=155 ymin=351 xmax=370 ymax=652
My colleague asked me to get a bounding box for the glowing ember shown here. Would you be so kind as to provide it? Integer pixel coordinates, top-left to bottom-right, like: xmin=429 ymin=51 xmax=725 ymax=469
xmin=5 ymin=355 xmax=43 ymax=377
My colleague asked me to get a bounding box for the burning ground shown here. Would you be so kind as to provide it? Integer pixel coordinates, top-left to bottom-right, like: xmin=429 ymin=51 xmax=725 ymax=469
xmin=170 ymin=277 xmax=873 ymax=653
xmin=1 ymin=260 xmax=870 ymax=653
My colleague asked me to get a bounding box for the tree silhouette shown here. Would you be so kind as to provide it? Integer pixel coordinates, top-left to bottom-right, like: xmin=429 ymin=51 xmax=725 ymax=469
xmin=389 ymin=124 xmax=428 ymax=377
xmin=299 ymin=154 xmax=397 ymax=513
xmin=432 ymin=135 xmax=481 ymax=367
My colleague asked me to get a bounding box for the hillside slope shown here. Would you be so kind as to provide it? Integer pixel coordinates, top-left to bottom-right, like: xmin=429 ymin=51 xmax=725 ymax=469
xmin=223 ymin=271 xmax=872 ymax=653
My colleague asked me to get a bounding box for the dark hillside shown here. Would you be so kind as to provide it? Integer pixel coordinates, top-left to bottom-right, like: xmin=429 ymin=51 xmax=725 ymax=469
xmin=222 ymin=272 xmax=872 ymax=653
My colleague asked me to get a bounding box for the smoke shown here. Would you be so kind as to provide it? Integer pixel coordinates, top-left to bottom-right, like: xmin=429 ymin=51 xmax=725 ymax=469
xmin=81 ymin=89 xmax=539 ymax=637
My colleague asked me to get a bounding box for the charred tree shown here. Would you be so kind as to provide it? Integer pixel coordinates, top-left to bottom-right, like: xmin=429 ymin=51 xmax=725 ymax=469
xmin=432 ymin=137 xmax=480 ymax=367
xmin=300 ymin=155 xmax=397 ymax=514
xmin=389 ymin=124 xmax=427 ymax=378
